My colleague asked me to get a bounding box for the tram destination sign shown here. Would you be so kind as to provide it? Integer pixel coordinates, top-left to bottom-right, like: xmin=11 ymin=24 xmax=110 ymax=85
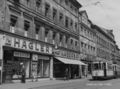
xmin=4 ymin=35 xmax=52 ymax=54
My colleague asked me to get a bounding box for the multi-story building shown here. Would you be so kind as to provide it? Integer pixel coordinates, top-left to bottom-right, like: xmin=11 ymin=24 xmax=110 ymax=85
xmin=79 ymin=11 xmax=96 ymax=75
xmin=91 ymin=25 xmax=116 ymax=65
xmin=0 ymin=0 xmax=84 ymax=83
xmin=113 ymin=45 xmax=120 ymax=65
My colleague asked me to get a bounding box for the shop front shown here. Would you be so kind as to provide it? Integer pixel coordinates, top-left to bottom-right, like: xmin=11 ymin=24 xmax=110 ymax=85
xmin=0 ymin=34 xmax=53 ymax=83
xmin=53 ymin=49 xmax=86 ymax=79
xmin=32 ymin=54 xmax=50 ymax=78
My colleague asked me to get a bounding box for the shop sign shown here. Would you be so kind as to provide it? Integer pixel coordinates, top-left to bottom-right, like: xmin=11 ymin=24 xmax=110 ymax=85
xmin=54 ymin=49 xmax=79 ymax=60
xmin=38 ymin=55 xmax=49 ymax=60
xmin=14 ymin=51 xmax=30 ymax=58
xmin=5 ymin=35 xmax=52 ymax=54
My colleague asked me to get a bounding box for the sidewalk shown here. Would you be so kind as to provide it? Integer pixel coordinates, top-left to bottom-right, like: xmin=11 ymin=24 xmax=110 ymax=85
xmin=0 ymin=77 xmax=90 ymax=89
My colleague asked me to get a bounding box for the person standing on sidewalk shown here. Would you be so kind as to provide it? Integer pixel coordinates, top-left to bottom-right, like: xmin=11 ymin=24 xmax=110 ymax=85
xmin=20 ymin=63 xmax=26 ymax=83
xmin=64 ymin=68 xmax=69 ymax=80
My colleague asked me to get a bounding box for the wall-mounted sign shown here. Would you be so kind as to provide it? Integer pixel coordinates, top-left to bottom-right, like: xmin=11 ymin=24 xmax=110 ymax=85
xmin=38 ymin=55 xmax=49 ymax=60
xmin=54 ymin=49 xmax=79 ymax=60
xmin=14 ymin=51 xmax=30 ymax=58
xmin=5 ymin=35 xmax=52 ymax=54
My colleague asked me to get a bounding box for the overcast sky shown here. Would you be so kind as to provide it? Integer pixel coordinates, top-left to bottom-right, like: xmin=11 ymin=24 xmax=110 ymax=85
xmin=78 ymin=0 xmax=120 ymax=48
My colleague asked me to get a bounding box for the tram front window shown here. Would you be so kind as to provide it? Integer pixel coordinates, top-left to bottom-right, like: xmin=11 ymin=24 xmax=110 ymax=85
xmin=94 ymin=63 xmax=99 ymax=70
xmin=93 ymin=63 xmax=102 ymax=70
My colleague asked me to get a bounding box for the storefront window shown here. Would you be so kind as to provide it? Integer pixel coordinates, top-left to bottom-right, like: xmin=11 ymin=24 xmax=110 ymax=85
xmin=43 ymin=60 xmax=50 ymax=77
xmin=37 ymin=59 xmax=50 ymax=78
xmin=37 ymin=60 xmax=42 ymax=77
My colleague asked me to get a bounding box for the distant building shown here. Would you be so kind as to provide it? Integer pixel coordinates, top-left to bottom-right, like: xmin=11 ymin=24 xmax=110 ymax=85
xmin=91 ymin=24 xmax=116 ymax=64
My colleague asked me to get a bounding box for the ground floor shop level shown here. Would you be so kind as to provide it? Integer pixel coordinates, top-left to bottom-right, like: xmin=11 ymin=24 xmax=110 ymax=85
xmin=2 ymin=47 xmax=52 ymax=83
xmin=0 ymin=34 xmax=86 ymax=84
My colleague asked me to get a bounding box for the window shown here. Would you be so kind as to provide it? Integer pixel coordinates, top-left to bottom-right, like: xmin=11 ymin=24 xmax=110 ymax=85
xmin=37 ymin=59 xmax=50 ymax=77
xmin=24 ymin=20 xmax=30 ymax=37
xmin=65 ymin=0 xmax=68 ymax=5
xmin=36 ymin=0 xmax=41 ymax=9
xmin=10 ymin=15 xmax=18 ymax=27
xmin=75 ymin=22 xmax=78 ymax=30
xmin=35 ymin=24 xmax=40 ymax=39
xmin=71 ymin=39 xmax=73 ymax=44
xmin=35 ymin=25 xmax=39 ymax=34
xmin=13 ymin=0 xmax=20 ymax=3
xmin=45 ymin=29 xmax=49 ymax=42
xmin=84 ymin=43 xmax=87 ymax=48
xmin=53 ymin=8 xmax=57 ymax=20
xmin=26 ymin=0 xmax=30 ymax=5
xmin=65 ymin=16 xmax=69 ymax=28
xmin=53 ymin=32 xmax=56 ymax=44
xmin=59 ymin=34 xmax=62 ymax=46
xmin=75 ymin=41 xmax=77 ymax=46
xmin=10 ymin=15 xmax=18 ymax=33
xmin=59 ymin=13 xmax=63 ymax=21
xmin=70 ymin=19 xmax=73 ymax=27
xmin=88 ymin=45 xmax=90 ymax=50
xmin=81 ymin=42 xmax=83 ymax=47
xmin=24 ymin=20 xmax=30 ymax=31
xmin=74 ymin=8 xmax=77 ymax=13
xmin=70 ymin=4 xmax=73 ymax=10
xmin=60 ymin=0 xmax=63 ymax=3
xmin=45 ymin=3 xmax=50 ymax=16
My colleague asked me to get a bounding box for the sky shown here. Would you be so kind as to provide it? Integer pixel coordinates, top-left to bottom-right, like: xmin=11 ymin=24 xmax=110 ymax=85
xmin=78 ymin=0 xmax=120 ymax=48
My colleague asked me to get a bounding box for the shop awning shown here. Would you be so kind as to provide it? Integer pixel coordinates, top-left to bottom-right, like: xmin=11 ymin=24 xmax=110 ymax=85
xmin=55 ymin=57 xmax=86 ymax=65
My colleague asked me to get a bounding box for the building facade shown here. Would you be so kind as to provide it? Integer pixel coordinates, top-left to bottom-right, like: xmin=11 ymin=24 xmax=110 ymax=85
xmin=79 ymin=11 xmax=96 ymax=75
xmin=0 ymin=0 xmax=84 ymax=83
xmin=91 ymin=25 xmax=116 ymax=65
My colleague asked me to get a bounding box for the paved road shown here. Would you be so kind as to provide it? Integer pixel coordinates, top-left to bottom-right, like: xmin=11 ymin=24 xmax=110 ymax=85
xmin=30 ymin=78 xmax=120 ymax=89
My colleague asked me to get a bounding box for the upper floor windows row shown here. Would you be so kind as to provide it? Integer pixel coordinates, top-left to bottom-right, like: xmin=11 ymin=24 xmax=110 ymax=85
xmin=54 ymin=0 xmax=78 ymax=15
xmin=9 ymin=14 xmax=79 ymax=51
xmin=80 ymin=41 xmax=96 ymax=54
xmin=10 ymin=0 xmax=78 ymax=32
xmin=81 ymin=26 xmax=96 ymax=41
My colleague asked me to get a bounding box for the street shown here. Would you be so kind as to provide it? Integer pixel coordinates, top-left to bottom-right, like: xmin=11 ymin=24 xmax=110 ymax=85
xmin=30 ymin=78 xmax=120 ymax=89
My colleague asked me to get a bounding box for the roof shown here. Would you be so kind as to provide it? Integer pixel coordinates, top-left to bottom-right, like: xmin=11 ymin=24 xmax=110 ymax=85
xmin=71 ymin=0 xmax=82 ymax=9
xmin=79 ymin=10 xmax=89 ymax=19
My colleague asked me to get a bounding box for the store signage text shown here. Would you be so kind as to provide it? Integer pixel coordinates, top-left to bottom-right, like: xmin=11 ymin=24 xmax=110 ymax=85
xmin=54 ymin=49 xmax=79 ymax=60
xmin=5 ymin=36 xmax=52 ymax=54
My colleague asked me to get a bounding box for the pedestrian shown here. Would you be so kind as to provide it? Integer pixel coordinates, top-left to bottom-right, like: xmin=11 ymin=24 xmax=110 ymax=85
xmin=64 ymin=68 xmax=69 ymax=80
xmin=20 ymin=63 xmax=26 ymax=83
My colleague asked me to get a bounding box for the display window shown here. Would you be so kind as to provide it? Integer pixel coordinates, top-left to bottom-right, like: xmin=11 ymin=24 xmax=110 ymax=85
xmin=3 ymin=50 xmax=30 ymax=82
xmin=37 ymin=59 xmax=50 ymax=78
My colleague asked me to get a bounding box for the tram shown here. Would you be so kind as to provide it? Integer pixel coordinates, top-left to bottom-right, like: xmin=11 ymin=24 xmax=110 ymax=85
xmin=92 ymin=61 xmax=120 ymax=79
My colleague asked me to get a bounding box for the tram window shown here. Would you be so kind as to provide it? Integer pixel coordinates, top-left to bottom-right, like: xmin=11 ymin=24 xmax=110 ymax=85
xmin=93 ymin=64 xmax=99 ymax=70
xmin=103 ymin=63 xmax=106 ymax=69
xmin=108 ymin=64 xmax=113 ymax=70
